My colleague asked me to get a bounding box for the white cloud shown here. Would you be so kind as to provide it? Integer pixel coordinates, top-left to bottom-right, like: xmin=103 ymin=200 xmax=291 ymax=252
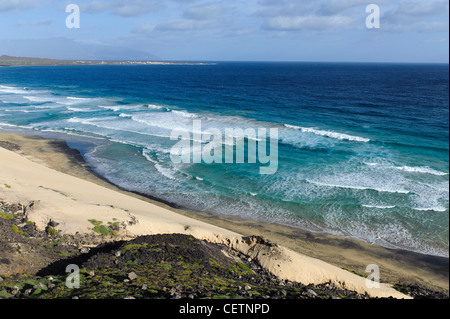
xmin=16 ymin=18 xmax=55 ymax=26
xmin=262 ymin=14 xmax=355 ymax=31
xmin=318 ymin=0 xmax=383 ymax=15
xmin=183 ymin=4 xmax=225 ymax=20
xmin=80 ymin=0 xmax=164 ymax=17
xmin=223 ymin=27 xmax=257 ymax=37
xmin=155 ymin=19 xmax=218 ymax=32
xmin=256 ymin=0 xmax=365 ymax=32
xmin=384 ymin=0 xmax=449 ymax=23
xmin=256 ymin=0 xmax=449 ymax=33
xmin=396 ymin=0 xmax=449 ymax=17
xmin=0 ymin=0 xmax=40 ymax=12
xmin=381 ymin=0 xmax=449 ymax=33
xmin=79 ymin=0 xmax=113 ymax=14
xmin=383 ymin=20 xmax=449 ymax=33
xmin=132 ymin=24 xmax=156 ymax=34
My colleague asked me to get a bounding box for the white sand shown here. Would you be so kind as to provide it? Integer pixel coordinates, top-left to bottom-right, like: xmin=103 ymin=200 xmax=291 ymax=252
xmin=0 ymin=146 xmax=410 ymax=298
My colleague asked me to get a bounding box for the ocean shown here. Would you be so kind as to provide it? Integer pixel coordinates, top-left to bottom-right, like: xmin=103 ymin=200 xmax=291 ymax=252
xmin=0 ymin=62 xmax=448 ymax=257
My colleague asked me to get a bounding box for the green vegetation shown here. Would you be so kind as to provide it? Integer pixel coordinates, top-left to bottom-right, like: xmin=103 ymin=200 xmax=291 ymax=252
xmin=342 ymin=268 xmax=368 ymax=279
xmin=45 ymin=226 xmax=58 ymax=237
xmin=88 ymin=219 xmax=118 ymax=237
xmin=0 ymin=210 xmax=14 ymax=220
xmin=92 ymin=225 xmax=111 ymax=236
xmin=88 ymin=219 xmax=103 ymax=227
xmin=393 ymin=284 xmax=410 ymax=295
xmin=122 ymin=243 xmax=149 ymax=254
xmin=11 ymin=224 xmax=24 ymax=235
xmin=108 ymin=221 xmax=120 ymax=229
xmin=236 ymin=262 xmax=254 ymax=275
xmin=0 ymin=290 xmax=12 ymax=298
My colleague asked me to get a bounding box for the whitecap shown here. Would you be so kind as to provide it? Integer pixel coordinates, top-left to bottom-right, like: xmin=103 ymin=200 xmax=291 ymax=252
xmin=147 ymin=104 xmax=170 ymax=111
xmin=395 ymin=166 xmax=448 ymax=176
xmin=66 ymin=107 xmax=95 ymax=113
xmin=0 ymin=85 xmax=29 ymax=95
xmin=284 ymin=124 xmax=370 ymax=142
xmin=67 ymin=97 xmax=92 ymax=101
xmin=362 ymin=205 xmax=396 ymax=209
xmin=98 ymin=105 xmax=122 ymax=112
xmin=171 ymin=110 xmax=198 ymax=118
xmin=363 ymin=162 xmax=449 ymax=176
xmin=23 ymin=96 xmax=53 ymax=103
xmin=307 ymin=179 xmax=410 ymax=194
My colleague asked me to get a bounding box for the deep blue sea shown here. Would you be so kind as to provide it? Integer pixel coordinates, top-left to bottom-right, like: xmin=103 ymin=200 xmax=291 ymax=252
xmin=0 ymin=63 xmax=448 ymax=257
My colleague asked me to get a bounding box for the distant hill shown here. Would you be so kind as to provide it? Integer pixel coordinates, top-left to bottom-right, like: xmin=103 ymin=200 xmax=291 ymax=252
xmin=0 ymin=55 xmax=208 ymax=66
xmin=0 ymin=55 xmax=74 ymax=66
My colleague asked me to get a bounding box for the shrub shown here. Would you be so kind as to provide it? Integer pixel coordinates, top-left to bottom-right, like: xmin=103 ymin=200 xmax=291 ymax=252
xmin=0 ymin=210 xmax=14 ymax=220
xmin=46 ymin=226 xmax=58 ymax=237
xmin=88 ymin=219 xmax=103 ymax=227
xmin=92 ymin=225 xmax=111 ymax=236
xmin=89 ymin=219 xmax=118 ymax=236
xmin=12 ymin=224 xmax=24 ymax=234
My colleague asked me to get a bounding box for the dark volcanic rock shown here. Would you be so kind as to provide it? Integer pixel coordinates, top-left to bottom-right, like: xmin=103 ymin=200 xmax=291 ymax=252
xmin=1 ymin=200 xmax=448 ymax=300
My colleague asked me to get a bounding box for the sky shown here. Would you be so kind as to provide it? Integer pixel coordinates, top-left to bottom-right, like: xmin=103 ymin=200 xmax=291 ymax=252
xmin=0 ymin=0 xmax=448 ymax=63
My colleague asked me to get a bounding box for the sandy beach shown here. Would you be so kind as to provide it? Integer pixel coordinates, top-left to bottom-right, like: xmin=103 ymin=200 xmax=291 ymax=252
xmin=1 ymin=133 xmax=448 ymax=298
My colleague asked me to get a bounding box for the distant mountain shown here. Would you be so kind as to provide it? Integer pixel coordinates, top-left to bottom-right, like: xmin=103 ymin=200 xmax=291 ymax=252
xmin=0 ymin=37 xmax=159 ymax=61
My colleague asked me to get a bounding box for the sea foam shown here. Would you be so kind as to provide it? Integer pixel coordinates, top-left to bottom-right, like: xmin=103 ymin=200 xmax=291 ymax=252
xmin=307 ymin=179 xmax=411 ymax=194
xmin=364 ymin=162 xmax=449 ymax=176
xmin=284 ymin=124 xmax=370 ymax=142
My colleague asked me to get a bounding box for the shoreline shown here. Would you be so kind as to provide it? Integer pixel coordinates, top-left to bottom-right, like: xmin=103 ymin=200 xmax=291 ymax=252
xmin=0 ymin=132 xmax=448 ymax=297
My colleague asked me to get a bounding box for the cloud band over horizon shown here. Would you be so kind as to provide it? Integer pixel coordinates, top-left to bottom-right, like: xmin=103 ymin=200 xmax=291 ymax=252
xmin=0 ymin=0 xmax=448 ymax=62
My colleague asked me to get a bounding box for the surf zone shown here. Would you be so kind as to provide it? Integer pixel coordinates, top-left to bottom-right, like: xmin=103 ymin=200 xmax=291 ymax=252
xmin=169 ymin=120 xmax=279 ymax=175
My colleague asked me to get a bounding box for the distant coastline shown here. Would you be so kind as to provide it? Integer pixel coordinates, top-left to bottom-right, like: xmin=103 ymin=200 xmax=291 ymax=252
xmin=0 ymin=55 xmax=212 ymax=67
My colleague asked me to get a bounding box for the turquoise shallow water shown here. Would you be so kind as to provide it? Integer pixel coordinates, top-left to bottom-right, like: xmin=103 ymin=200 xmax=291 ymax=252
xmin=0 ymin=62 xmax=448 ymax=256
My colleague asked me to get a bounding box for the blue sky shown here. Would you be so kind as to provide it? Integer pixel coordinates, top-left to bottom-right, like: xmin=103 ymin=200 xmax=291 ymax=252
xmin=0 ymin=0 xmax=448 ymax=62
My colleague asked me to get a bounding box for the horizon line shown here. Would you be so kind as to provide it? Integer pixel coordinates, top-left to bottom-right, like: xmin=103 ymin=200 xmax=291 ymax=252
xmin=1 ymin=55 xmax=448 ymax=66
